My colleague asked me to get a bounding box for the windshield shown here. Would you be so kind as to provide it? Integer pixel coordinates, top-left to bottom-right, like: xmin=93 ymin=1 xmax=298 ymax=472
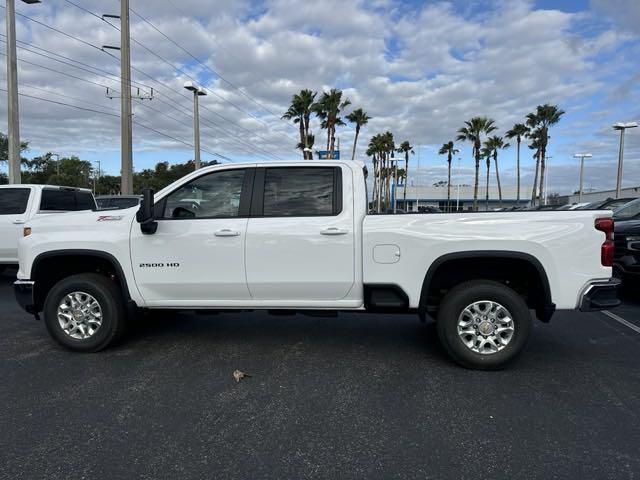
xmin=613 ymin=198 xmax=640 ymax=220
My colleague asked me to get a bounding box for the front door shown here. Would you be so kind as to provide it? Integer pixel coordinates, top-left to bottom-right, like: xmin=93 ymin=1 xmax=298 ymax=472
xmin=130 ymin=168 xmax=252 ymax=305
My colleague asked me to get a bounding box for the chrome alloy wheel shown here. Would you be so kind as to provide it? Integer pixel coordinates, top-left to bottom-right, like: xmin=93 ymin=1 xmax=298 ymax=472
xmin=457 ymin=300 xmax=514 ymax=355
xmin=57 ymin=291 xmax=103 ymax=340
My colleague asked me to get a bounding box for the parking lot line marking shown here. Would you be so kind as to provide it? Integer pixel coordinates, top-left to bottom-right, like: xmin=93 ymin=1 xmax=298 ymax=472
xmin=602 ymin=310 xmax=640 ymax=335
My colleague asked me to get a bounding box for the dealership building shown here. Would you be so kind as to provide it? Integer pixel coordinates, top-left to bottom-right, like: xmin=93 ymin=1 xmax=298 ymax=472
xmin=392 ymin=185 xmax=525 ymax=211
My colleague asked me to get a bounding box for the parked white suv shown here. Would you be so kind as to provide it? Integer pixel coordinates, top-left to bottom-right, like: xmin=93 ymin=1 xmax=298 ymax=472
xmin=0 ymin=185 xmax=96 ymax=269
xmin=14 ymin=162 xmax=619 ymax=369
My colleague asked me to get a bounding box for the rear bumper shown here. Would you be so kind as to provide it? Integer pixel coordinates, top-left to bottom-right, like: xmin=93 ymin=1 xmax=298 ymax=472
xmin=14 ymin=280 xmax=36 ymax=314
xmin=579 ymin=278 xmax=621 ymax=311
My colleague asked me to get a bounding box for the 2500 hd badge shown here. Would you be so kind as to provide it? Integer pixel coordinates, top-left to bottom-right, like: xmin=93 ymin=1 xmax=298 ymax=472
xmin=139 ymin=263 xmax=180 ymax=268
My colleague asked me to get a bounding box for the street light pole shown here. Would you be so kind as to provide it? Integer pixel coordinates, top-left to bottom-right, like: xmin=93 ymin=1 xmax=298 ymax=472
xmin=613 ymin=122 xmax=638 ymax=198
xmin=574 ymin=153 xmax=592 ymax=203
xmin=94 ymin=160 xmax=101 ymax=195
xmin=456 ymin=157 xmax=461 ymax=211
xmin=184 ymin=82 xmax=207 ymax=170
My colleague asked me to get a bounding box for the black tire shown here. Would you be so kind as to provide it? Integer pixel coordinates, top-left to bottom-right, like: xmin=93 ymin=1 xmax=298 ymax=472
xmin=43 ymin=273 xmax=126 ymax=352
xmin=436 ymin=280 xmax=532 ymax=370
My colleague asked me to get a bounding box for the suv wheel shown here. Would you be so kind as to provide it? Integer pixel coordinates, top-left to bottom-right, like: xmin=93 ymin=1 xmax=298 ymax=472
xmin=43 ymin=273 xmax=126 ymax=352
xmin=436 ymin=280 xmax=532 ymax=370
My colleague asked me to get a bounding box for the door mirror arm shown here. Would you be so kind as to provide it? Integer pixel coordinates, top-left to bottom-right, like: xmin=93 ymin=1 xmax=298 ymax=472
xmin=136 ymin=188 xmax=158 ymax=235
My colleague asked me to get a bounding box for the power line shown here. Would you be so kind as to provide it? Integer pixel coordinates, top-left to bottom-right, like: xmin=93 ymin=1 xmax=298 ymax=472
xmin=0 ymin=32 xmax=151 ymax=90
xmin=0 ymin=87 xmax=231 ymax=161
xmin=0 ymin=86 xmax=119 ymax=117
xmin=1 ymin=46 xmax=279 ymax=160
xmin=11 ymin=6 xmax=293 ymax=157
xmin=0 ymin=50 xmax=115 ymax=91
xmin=19 ymin=82 xmax=120 ymax=114
xmin=64 ymin=1 xmax=300 ymax=147
xmin=129 ymin=5 xmax=297 ymax=130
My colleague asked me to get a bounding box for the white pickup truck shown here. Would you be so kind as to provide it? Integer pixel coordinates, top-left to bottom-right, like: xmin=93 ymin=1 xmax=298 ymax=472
xmin=0 ymin=185 xmax=96 ymax=270
xmin=14 ymin=161 xmax=619 ymax=369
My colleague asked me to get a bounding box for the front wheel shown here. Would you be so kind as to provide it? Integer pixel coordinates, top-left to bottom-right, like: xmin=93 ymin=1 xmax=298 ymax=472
xmin=43 ymin=273 xmax=126 ymax=352
xmin=436 ymin=280 xmax=532 ymax=370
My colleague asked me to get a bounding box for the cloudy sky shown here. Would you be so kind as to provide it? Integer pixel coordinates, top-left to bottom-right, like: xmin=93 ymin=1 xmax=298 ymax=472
xmin=1 ymin=0 xmax=639 ymax=195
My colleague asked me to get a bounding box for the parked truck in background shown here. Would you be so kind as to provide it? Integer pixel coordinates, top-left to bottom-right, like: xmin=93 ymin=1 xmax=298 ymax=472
xmin=0 ymin=185 xmax=96 ymax=271
xmin=14 ymin=161 xmax=620 ymax=369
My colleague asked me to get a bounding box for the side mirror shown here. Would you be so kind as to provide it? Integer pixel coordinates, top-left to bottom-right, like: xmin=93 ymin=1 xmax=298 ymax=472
xmin=136 ymin=188 xmax=158 ymax=235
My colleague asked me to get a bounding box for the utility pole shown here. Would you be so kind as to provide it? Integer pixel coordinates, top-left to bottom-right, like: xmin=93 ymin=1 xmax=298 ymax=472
xmin=5 ymin=0 xmax=41 ymax=184
xmin=184 ymin=82 xmax=207 ymax=170
xmin=120 ymin=0 xmax=133 ymax=195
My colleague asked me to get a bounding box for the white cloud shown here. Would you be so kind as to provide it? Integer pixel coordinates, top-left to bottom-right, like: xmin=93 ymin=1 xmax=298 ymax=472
xmin=0 ymin=0 xmax=637 ymax=194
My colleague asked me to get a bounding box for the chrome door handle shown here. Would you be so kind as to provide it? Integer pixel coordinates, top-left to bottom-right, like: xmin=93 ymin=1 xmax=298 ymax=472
xmin=320 ymin=227 xmax=348 ymax=235
xmin=214 ymin=229 xmax=240 ymax=237
xmin=12 ymin=220 xmax=25 ymax=225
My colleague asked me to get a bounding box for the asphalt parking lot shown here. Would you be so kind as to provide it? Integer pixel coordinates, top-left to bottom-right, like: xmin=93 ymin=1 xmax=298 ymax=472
xmin=1 ymin=268 xmax=639 ymax=480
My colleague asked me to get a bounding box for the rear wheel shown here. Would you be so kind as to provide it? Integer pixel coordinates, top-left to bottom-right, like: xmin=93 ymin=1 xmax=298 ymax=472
xmin=43 ymin=273 xmax=126 ymax=352
xmin=436 ymin=280 xmax=532 ymax=370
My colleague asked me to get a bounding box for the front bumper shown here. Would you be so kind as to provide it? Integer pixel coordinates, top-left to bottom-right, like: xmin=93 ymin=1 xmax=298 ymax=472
xmin=579 ymin=278 xmax=621 ymax=311
xmin=14 ymin=280 xmax=36 ymax=314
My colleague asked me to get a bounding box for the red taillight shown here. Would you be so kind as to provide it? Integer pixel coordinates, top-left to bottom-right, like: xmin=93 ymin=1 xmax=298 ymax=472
xmin=595 ymin=217 xmax=614 ymax=267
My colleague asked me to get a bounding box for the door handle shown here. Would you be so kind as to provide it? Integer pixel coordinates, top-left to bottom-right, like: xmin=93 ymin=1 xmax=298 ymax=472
xmin=214 ymin=229 xmax=240 ymax=237
xmin=320 ymin=227 xmax=348 ymax=235
xmin=12 ymin=220 xmax=25 ymax=225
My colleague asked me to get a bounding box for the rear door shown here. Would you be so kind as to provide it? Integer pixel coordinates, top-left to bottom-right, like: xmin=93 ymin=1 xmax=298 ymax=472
xmin=0 ymin=188 xmax=33 ymax=263
xmin=245 ymin=165 xmax=355 ymax=302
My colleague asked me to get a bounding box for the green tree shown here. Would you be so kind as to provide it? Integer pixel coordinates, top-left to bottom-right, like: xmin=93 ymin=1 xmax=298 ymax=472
xmin=313 ymin=89 xmax=351 ymax=159
xmin=505 ymin=123 xmax=529 ymax=205
xmin=438 ymin=141 xmax=459 ymax=212
xmin=0 ymin=131 xmax=29 ymax=166
xmin=346 ymin=108 xmax=371 ymax=160
xmin=456 ymin=117 xmax=497 ymax=211
xmin=525 ymin=104 xmax=565 ymax=205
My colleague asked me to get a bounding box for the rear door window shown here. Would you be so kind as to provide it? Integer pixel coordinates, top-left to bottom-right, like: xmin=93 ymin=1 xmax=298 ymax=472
xmin=40 ymin=190 xmax=95 ymax=211
xmin=0 ymin=188 xmax=30 ymax=214
xmin=261 ymin=167 xmax=340 ymax=216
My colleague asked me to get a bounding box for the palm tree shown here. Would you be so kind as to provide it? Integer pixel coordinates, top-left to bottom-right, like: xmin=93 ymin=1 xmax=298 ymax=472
xmin=483 ymin=136 xmax=510 ymax=208
xmin=282 ymin=89 xmax=316 ymax=159
xmin=527 ymin=129 xmax=543 ymax=204
xmin=313 ymin=89 xmax=351 ymax=159
xmin=525 ymin=104 xmax=565 ymax=204
xmin=505 ymin=123 xmax=529 ymax=205
xmin=296 ymin=134 xmax=315 ymax=157
xmin=457 ymin=117 xmax=497 ymax=211
xmin=346 ymin=108 xmax=371 ymax=160
xmin=438 ymin=141 xmax=459 ymax=212
xmin=480 ymin=145 xmax=492 ymax=210
xmin=396 ymin=141 xmax=414 ymax=211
